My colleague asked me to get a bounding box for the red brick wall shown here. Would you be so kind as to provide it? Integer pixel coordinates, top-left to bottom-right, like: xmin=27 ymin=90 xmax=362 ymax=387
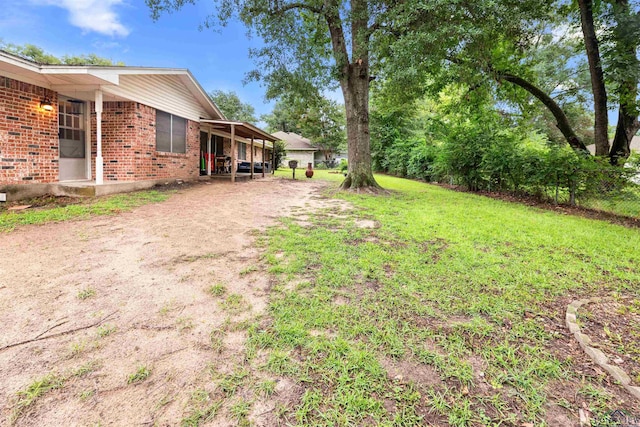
xmin=90 ymin=102 xmax=200 ymax=181
xmin=238 ymin=141 xmax=269 ymax=163
xmin=0 ymin=76 xmax=58 ymax=184
xmin=0 ymin=79 xmax=202 ymax=185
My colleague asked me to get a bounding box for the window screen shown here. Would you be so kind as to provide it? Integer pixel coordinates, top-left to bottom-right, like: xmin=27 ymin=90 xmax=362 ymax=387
xmin=215 ymin=136 xmax=224 ymax=156
xmin=156 ymin=111 xmax=172 ymax=152
xmin=238 ymin=142 xmax=246 ymax=160
xmin=156 ymin=110 xmax=187 ymax=154
xmin=172 ymin=116 xmax=186 ymax=153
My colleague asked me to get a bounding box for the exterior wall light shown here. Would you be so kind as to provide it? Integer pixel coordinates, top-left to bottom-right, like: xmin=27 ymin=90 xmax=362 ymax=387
xmin=40 ymin=98 xmax=54 ymax=111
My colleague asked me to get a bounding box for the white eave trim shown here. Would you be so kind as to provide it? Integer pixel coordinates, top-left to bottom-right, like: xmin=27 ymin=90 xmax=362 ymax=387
xmin=39 ymin=68 xmax=120 ymax=85
xmin=0 ymin=51 xmax=42 ymax=72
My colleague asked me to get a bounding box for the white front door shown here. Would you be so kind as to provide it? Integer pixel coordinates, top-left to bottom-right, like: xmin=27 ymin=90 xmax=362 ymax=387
xmin=58 ymin=99 xmax=87 ymax=181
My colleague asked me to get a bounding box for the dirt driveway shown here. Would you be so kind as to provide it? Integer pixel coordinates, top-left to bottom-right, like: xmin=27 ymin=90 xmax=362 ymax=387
xmin=0 ymin=177 xmax=335 ymax=426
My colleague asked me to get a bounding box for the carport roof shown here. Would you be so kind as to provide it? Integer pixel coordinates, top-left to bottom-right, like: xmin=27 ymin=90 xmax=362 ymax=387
xmin=201 ymin=119 xmax=278 ymax=143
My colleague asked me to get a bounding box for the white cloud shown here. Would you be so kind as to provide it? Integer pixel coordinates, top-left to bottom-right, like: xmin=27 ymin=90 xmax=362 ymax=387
xmin=36 ymin=0 xmax=130 ymax=37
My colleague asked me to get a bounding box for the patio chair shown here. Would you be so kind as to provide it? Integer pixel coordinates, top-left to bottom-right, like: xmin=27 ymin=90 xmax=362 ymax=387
xmin=215 ymin=157 xmax=226 ymax=174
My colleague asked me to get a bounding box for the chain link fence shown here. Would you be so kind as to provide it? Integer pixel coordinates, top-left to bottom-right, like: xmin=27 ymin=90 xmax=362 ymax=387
xmin=551 ymin=168 xmax=640 ymax=219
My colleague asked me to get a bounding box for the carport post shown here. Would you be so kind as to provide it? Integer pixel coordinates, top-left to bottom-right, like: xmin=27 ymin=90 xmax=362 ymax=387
xmin=272 ymin=145 xmax=275 ymax=174
xmin=207 ymin=129 xmax=212 ymax=176
xmin=250 ymin=135 xmax=254 ymax=180
xmin=230 ymin=124 xmax=236 ymax=183
xmin=262 ymin=140 xmax=265 ymax=178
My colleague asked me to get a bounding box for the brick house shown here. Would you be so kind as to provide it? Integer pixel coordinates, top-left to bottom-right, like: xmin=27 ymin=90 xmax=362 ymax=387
xmin=0 ymin=50 xmax=276 ymax=201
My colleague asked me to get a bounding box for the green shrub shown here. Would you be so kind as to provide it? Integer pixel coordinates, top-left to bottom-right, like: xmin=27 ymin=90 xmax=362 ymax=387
xmin=433 ymin=119 xmax=493 ymax=190
xmin=407 ymin=141 xmax=439 ymax=181
xmin=273 ymin=140 xmax=286 ymax=170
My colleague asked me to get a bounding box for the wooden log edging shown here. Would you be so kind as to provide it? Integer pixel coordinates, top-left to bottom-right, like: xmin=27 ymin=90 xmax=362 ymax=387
xmin=566 ymin=298 xmax=640 ymax=401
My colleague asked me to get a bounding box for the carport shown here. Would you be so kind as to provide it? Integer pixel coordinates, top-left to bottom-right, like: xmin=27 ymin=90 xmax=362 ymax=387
xmin=199 ymin=120 xmax=278 ymax=182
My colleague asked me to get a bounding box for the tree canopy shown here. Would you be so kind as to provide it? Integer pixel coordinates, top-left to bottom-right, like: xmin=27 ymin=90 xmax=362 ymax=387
xmin=208 ymin=90 xmax=257 ymax=123
xmin=377 ymin=0 xmax=639 ymax=164
xmin=0 ymin=41 xmax=123 ymax=66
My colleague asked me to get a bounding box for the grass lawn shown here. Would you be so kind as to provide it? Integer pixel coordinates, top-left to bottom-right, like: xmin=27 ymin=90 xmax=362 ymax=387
xmin=259 ymin=170 xmax=640 ymax=425
xmin=0 ymin=190 xmax=171 ymax=232
xmin=274 ymin=168 xmax=346 ymax=183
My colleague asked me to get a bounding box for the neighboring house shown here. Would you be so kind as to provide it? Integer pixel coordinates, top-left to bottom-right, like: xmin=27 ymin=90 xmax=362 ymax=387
xmin=587 ymin=136 xmax=640 ymax=184
xmin=0 ymin=50 xmax=275 ymax=201
xmin=314 ymin=149 xmax=348 ymax=167
xmin=272 ymin=131 xmax=318 ymax=168
xmin=586 ymin=136 xmax=640 ymax=155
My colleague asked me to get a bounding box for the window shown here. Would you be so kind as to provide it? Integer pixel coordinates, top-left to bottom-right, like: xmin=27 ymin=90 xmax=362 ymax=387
xmin=214 ymin=135 xmax=224 ymax=156
xmin=238 ymin=142 xmax=247 ymax=160
xmin=156 ymin=110 xmax=186 ymax=153
xmin=58 ymin=100 xmax=85 ymax=158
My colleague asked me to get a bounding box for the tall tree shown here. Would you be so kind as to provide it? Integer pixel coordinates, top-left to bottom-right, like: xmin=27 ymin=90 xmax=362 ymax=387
xmin=147 ymin=0 xmax=387 ymax=190
xmin=208 ymin=90 xmax=258 ymax=122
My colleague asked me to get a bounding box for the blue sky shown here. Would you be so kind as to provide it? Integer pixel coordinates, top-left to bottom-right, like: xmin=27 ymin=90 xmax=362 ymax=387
xmin=0 ymin=0 xmax=275 ymax=124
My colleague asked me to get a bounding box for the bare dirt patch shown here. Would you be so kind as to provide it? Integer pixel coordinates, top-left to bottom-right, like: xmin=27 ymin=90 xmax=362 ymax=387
xmin=379 ymin=355 xmax=442 ymax=387
xmin=0 ymin=177 xmax=340 ymax=426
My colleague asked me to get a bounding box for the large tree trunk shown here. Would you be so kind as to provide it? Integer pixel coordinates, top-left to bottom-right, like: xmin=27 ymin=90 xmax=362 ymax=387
xmin=340 ymin=62 xmax=380 ymax=190
xmin=324 ymin=0 xmax=380 ymax=190
xmin=610 ymin=108 xmax=639 ymax=164
xmin=578 ymin=0 xmax=610 ymax=156
xmin=608 ymin=0 xmax=640 ymax=165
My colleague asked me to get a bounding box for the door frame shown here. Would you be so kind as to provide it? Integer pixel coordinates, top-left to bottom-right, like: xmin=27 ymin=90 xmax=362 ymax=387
xmin=58 ymin=96 xmax=90 ymax=182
